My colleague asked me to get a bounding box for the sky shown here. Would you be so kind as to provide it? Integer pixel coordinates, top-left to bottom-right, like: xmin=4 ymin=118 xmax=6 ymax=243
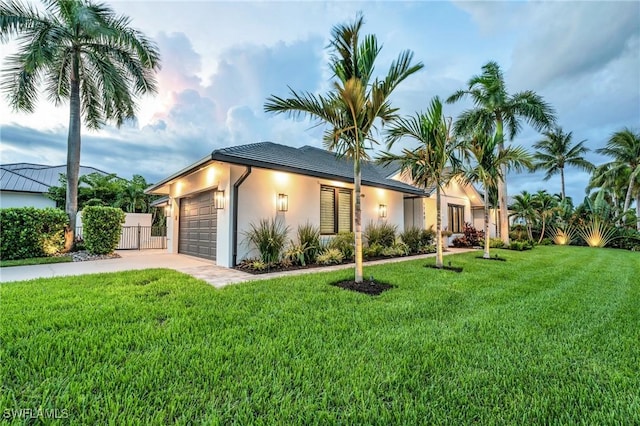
xmin=1 ymin=0 xmax=639 ymax=204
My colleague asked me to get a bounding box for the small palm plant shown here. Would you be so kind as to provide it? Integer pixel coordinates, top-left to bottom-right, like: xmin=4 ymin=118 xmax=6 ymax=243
xmin=244 ymin=218 xmax=290 ymax=264
xmin=549 ymin=225 xmax=577 ymax=245
xmin=578 ymin=218 xmax=616 ymax=248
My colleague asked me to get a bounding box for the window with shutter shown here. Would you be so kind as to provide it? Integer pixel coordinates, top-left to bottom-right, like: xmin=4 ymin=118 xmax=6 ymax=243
xmin=320 ymin=185 xmax=353 ymax=234
xmin=448 ymin=204 xmax=464 ymax=233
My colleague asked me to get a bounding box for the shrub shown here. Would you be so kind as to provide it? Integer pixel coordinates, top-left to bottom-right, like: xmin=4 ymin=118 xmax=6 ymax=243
xmin=400 ymin=226 xmax=435 ymax=254
xmin=608 ymin=228 xmax=640 ymax=250
xmin=452 ymin=223 xmax=484 ymax=247
xmin=539 ymin=238 xmax=553 ymax=246
xmin=363 ymin=243 xmax=384 ymax=258
xmin=244 ymin=218 xmax=290 ymax=263
xmin=83 ymin=206 xmax=125 ymax=255
xmin=509 ymin=224 xmax=529 ymax=241
xmin=549 ymin=225 xmax=577 ymax=246
xmin=327 ymin=232 xmax=355 ymax=260
xmin=364 ymin=221 xmax=397 ymax=248
xmin=507 ymin=240 xmax=533 ymax=251
xmin=0 ymin=207 xmax=68 ymax=260
xmin=421 ymin=244 xmax=437 ymax=254
xmin=297 ymin=222 xmax=321 ymax=264
xmin=381 ymin=242 xmax=409 ymax=257
xmin=316 ymin=248 xmax=344 ymax=265
xmin=489 ymin=238 xmax=504 ymax=248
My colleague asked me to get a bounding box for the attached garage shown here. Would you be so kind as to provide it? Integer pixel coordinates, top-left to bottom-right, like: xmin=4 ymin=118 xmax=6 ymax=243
xmin=178 ymin=190 xmax=217 ymax=260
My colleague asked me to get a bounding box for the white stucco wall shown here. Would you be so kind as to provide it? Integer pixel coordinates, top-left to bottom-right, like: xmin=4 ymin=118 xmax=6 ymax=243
xmin=0 ymin=191 xmax=56 ymax=209
xmin=163 ymin=162 xmax=409 ymax=267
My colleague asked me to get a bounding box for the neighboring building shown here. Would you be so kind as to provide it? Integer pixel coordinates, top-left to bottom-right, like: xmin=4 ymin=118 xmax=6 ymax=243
xmin=0 ymin=163 xmax=108 ymax=208
xmin=147 ymin=142 xmax=491 ymax=267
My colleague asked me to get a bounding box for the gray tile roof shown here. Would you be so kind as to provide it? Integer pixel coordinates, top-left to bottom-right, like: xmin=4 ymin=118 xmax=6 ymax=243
xmin=0 ymin=163 xmax=108 ymax=193
xmin=211 ymin=142 xmax=428 ymax=196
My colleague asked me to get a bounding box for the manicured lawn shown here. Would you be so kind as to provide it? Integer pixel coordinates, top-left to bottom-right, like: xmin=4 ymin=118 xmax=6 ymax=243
xmin=1 ymin=246 xmax=638 ymax=424
xmin=0 ymin=255 xmax=72 ymax=268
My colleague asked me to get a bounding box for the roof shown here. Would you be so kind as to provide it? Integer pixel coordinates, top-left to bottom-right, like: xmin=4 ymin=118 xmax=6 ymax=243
xmin=0 ymin=163 xmax=109 ymax=193
xmin=210 ymin=142 xmax=427 ymax=196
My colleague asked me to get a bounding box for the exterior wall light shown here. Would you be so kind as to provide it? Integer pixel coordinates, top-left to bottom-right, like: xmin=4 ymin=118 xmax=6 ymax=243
xmin=213 ymin=189 xmax=225 ymax=209
xmin=277 ymin=193 xmax=288 ymax=212
xmin=379 ymin=204 xmax=387 ymax=218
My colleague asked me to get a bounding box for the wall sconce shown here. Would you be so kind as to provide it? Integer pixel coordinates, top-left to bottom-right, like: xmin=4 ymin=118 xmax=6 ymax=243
xmin=379 ymin=204 xmax=387 ymax=218
xmin=277 ymin=193 xmax=288 ymax=212
xmin=213 ymin=189 xmax=225 ymax=209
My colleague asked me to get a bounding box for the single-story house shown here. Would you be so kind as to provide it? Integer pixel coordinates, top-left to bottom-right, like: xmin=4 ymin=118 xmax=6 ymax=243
xmin=147 ymin=142 xmax=496 ymax=267
xmin=0 ymin=163 xmax=108 ymax=208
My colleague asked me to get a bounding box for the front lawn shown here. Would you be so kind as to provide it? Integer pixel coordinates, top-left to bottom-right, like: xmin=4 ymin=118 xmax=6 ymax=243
xmin=0 ymin=255 xmax=72 ymax=268
xmin=1 ymin=246 xmax=638 ymax=424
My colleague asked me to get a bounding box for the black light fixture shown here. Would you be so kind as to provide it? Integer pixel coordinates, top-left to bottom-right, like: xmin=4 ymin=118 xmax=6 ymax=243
xmin=379 ymin=204 xmax=387 ymax=218
xmin=277 ymin=193 xmax=288 ymax=212
xmin=213 ymin=189 xmax=225 ymax=209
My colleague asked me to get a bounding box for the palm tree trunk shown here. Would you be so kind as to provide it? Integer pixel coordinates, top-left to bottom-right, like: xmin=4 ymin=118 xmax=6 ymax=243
xmin=623 ymin=168 xmax=639 ymax=216
xmin=538 ymin=217 xmax=546 ymax=244
xmin=483 ymin=186 xmax=490 ymax=259
xmin=354 ymin=160 xmax=363 ymax=283
xmin=436 ymin=186 xmax=443 ymax=268
xmin=560 ymin=167 xmax=565 ymax=200
xmin=636 ymin=192 xmax=640 ymax=231
xmin=64 ymin=54 xmax=81 ymax=251
xmin=496 ymin=118 xmax=510 ymax=245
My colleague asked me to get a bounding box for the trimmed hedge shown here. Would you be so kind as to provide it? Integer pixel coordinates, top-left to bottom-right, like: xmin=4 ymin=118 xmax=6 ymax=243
xmin=83 ymin=206 xmax=125 ymax=255
xmin=0 ymin=207 xmax=68 ymax=260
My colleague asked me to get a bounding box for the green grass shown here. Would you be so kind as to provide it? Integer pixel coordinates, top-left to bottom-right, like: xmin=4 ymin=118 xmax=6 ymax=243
xmin=0 ymin=255 xmax=72 ymax=267
xmin=1 ymin=246 xmax=638 ymax=424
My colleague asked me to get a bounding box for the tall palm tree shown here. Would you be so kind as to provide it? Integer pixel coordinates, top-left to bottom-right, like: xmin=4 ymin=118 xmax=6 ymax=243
xmin=264 ymin=14 xmax=423 ymax=283
xmin=533 ymin=126 xmax=594 ymax=200
xmin=510 ymin=191 xmax=536 ymax=240
xmin=0 ymin=0 xmax=160 ymax=249
xmin=377 ymin=97 xmax=464 ymax=268
xmin=596 ymin=128 xmax=640 ymax=229
xmin=462 ymin=128 xmax=532 ymax=257
xmin=447 ymin=61 xmax=556 ymax=244
xmin=586 ymin=163 xmax=628 ymax=223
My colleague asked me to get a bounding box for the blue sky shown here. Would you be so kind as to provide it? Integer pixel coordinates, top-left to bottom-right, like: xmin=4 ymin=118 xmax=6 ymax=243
xmin=1 ymin=0 xmax=638 ymax=203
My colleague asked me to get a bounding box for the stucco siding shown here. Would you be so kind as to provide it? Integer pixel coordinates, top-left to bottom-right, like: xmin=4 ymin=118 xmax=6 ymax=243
xmin=0 ymin=191 xmax=56 ymax=209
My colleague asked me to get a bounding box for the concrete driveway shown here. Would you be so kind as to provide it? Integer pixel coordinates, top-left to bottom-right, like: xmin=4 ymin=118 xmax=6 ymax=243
xmin=0 ymin=250 xmax=254 ymax=288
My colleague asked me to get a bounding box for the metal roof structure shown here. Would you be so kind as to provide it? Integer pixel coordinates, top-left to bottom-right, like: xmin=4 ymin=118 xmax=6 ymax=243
xmin=0 ymin=163 xmax=109 ymax=193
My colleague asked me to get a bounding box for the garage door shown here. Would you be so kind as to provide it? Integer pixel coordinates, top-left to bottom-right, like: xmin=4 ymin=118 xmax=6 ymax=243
xmin=179 ymin=190 xmax=217 ymax=260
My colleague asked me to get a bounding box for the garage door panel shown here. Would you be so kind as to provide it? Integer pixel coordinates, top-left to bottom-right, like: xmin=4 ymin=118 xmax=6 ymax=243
xmin=178 ymin=190 xmax=217 ymax=261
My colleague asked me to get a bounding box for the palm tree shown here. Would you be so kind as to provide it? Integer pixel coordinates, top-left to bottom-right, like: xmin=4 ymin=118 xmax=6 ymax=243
xmin=264 ymin=14 xmax=423 ymax=283
xmin=586 ymin=163 xmax=628 ymax=223
xmin=462 ymin=128 xmax=532 ymax=257
xmin=533 ymin=126 xmax=594 ymax=200
xmin=532 ymin=190 xmax=557 ymax=243
xmin=596 ymin=128 xmax=640 ymax=230
xmin=447 ymin=61 xmax=556 ymax=245
xmin=510 ymin=191 xmax=536 ymax=240
xmin=377 ymin=97 xmax=464 ymax=268
xmin=0 ymin=0 xmax=160 ymax=249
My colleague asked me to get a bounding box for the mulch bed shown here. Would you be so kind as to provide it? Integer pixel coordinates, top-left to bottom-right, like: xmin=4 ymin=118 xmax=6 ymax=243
xmin=475 ymin=256 xmax=507 ymax=262
xmin=426 ymin=265 xmax=463 ymax=273
xmin=331 ymin=279 xmax=394 ymax=296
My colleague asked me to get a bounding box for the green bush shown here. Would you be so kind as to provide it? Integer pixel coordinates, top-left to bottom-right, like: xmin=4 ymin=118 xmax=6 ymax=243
xmin=327 ymin=232 xmax=355 ymax=260
xmin=507 ymin=240 xmax=533 ymax=251
xmin=364 ymin=221 xmax=397 ymax=248
xmin=482 ymin=238 xmax=505 ymax=249
xmin=297 ymin=222 xmax=321 ymax=264
xmin=83 ymin=206 xmax=125 ymax=255
xmin=363 ymin=243 xmax=384 ymax=258
xmin=0 ymin=207 xmax=68 ymax=260
xmin=399 ymin=226 xmax=436 ymax=254
xmin=316 ymin=248 xmax=344 ymax=265
xmin=244 ymin=218 xmax=290 ymax=264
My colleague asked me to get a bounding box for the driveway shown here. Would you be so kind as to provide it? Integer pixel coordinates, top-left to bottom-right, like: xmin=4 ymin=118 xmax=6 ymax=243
xmin=0 ymin=248 xmax=475 ymax=288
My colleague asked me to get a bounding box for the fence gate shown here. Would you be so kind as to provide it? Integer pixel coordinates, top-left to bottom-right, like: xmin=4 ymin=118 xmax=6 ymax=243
xmin=76 ymin=226 xmax=167 ymax=250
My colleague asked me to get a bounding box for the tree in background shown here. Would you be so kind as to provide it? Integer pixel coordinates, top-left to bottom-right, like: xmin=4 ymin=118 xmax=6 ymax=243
xmin=462 ymin=128 xmax=532 ymax=257
xmin=447 ymin=61 xmax=556 ymax=245
xmin=596 ymin=128 xmax=640 ymax=230
xmin=533 ymin=126 xmax=594 ymax=200
xmin=378 ymin=97 xmax=463 ymax=268
xmin=0 ymin=0 xmax=160 ymax=250
xmin=265 ymin=14 xmax=423 ymax=283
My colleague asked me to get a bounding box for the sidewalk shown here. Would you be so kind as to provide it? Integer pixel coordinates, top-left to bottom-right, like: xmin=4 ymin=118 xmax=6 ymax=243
xmin=0 ymin=248 xmax=475 ymax=288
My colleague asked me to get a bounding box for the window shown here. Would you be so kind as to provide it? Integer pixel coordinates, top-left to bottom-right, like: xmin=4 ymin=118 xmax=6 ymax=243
xmin=448 ymin=204 xmax=464 ymax=233
xmin=320 ymin=185 xmax=352 ymax=234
